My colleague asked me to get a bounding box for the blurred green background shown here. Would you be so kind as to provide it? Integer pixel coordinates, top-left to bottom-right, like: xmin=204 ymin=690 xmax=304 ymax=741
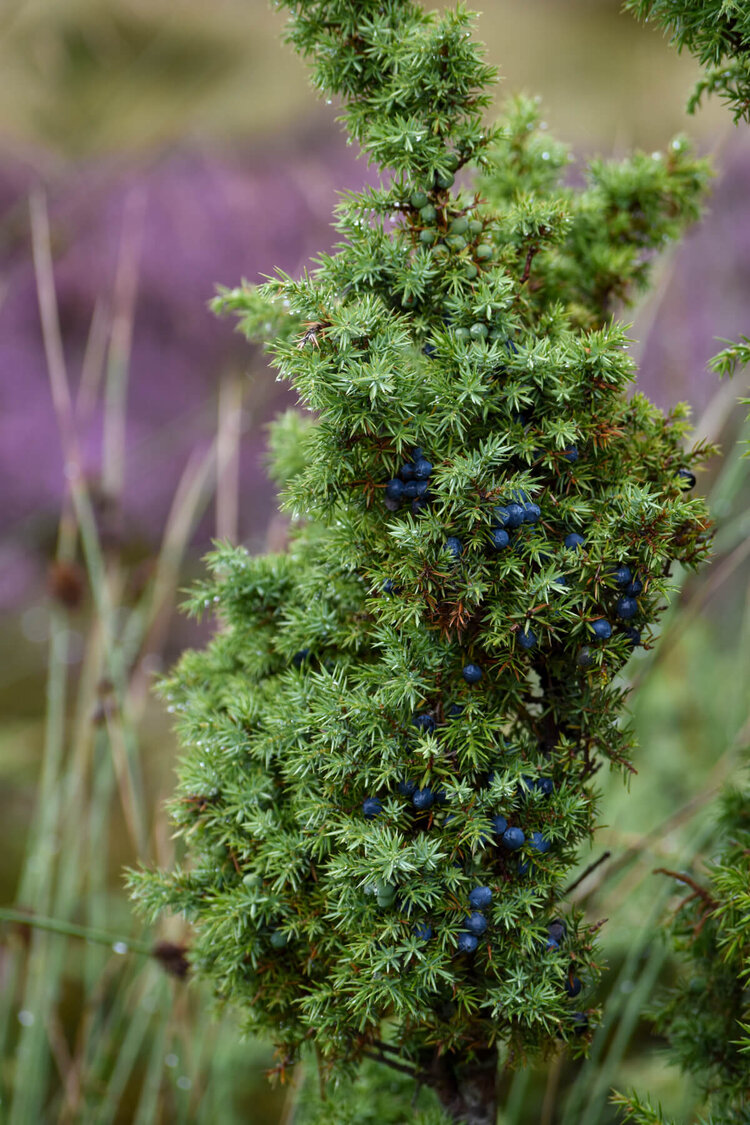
xmin=0 ymin=2 xmax=748 ymax=1123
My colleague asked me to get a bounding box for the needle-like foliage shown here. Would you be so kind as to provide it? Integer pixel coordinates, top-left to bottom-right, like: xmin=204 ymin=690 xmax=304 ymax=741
xmin=130 ymin=3 xmax=714 ymax=1120
xmin=626 ymin=0 xmax=750 ymax=122
xmin=613 ymin=786 xmax=750 ymax=1125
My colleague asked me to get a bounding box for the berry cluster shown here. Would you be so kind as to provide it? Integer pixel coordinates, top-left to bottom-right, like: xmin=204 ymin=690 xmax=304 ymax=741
xmin=384 ymin=447 xmax=434 ymax=515
xmin=407 ymin=181 xmax=495 ymax=286
xmin=360 ymin=695 xmax=558 ymax=944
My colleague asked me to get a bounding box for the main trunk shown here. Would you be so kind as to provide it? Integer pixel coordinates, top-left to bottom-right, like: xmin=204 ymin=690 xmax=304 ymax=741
xmin=429 ymin=1046 xmax=499 ymax=1125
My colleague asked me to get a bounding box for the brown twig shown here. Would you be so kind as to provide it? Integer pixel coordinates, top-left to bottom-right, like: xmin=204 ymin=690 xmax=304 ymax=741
xmin=520 ymin=245 xmax=539 ymax=284
xmin=653 ymin=868 xmax=717 ymax=911
xmin=564 ymin=851 xmax=612 ymax=895
xmin=361 ymin=1049 xmax=424 ymax=1081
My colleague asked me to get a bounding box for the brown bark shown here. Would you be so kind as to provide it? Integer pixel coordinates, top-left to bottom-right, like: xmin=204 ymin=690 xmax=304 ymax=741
xmin=428 ymin=1047 xmax=498 ymax=1125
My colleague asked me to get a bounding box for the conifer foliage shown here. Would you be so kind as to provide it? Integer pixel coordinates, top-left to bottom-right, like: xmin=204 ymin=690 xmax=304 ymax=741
xmin=131 ymin=3 xmax=714 ymax=1120
xmin=626 ymin=0 xmax=750 ymax=121
xmin=613 ymin=787 xmax=750 ymax=1125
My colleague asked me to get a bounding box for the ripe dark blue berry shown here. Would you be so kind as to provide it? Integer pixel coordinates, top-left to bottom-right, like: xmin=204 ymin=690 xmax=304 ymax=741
xmin=456 ymin=932 xmax=478 ymax=954
xmin=492 ymin=506 xmax=510 ymax=527
xmin=564 ymin=532 xmax=586 ymax=551
xmin=505 ymin=503 xmax=525 ymax=529
xmin=490 ymin=528 xmax=510 ymax=550
xmin=536 ymin=777 xmax=554 ymax=797
xmin=462 ymin=663 xmax=483 ymax=684
xmin=523 ymin=503 xmax=541 ymax=524
xmin=577 ymin=646 xmax=594 ymax=667
xmin=611 ymin=564 xmax=632 ymax=586
xmin=572 ymin=1012 xmax=589 ymax=1035
xmin=413 ymin=712 xmax=436 ymax=733
xmin=448 ymin=703 xmax=464 ymax=718
xmin=399 ymin=462 xmax=415 ymax=482
xmin=403 ymin=480 xmax=419 ymax=499
xmin=531 ymin=831 xmax=551 ymax=853
xmin=518 ymin=629 xmax=537 ymax=651
xmin=398 ymin=778 xmax=417 ymax=797
xmin=468 ymin=885 xmax=493 ymax=909
xmin=548 ymin=919 xmax=566 ymax=943
xmin=626 ymin=578 xmax=643 ymax=596
xmin=413 ymin=922 xmax=433 ymax=941
xmin=491 ymin=814 xmax=508 ymax=836
xmin=382 ymin=579 xmax=396 ymax=593
xmin=292 ymin=649 xmax=311 ymax=668
xmin=565 ymin=976 xmax=582 ymax=998
xmin=385 ymin=478 xmax=404 ymax=501
xmin=502 ymin=827 xmax=525 ymax=851
xmin=464 ymin=911 xmax=488 ymax=936
xmin=623 ymin=626 xmax=641 ymax=647
xmin=677 ymin=468 xmax=696 ymax=489
xmin=589 ymin=619 xmax=612 ymax=640
xmin=616 ymin=596 xmax=638 ymax=620
xmin=414 ymin=458 xmax=433 ymax=480
xmin=412 ymin=787 xmax=435 ymax=811
xmin=563 ymin=446 xmax=579 ymax=463
xmin=412 ymin=447 xmax=424 ymax=460
xmin=545 ymin=937 xmax=560 ymax=951
xmin=445 ymin=536 xmax=463 ymax=558
xmin=362 ymin=797 xmax=383 ymax=818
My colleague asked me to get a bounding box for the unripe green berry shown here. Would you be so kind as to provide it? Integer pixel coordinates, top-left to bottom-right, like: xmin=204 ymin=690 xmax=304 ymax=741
xmin=410 ymin=190 xmax=429 ymax=209
xmin=464 ymin=264 xmax=478 ymax=279
xmin=420 ymin=204 xmax=437 ymax=223
xmin=450 ymin=216 xmax=469 ymax=234
xmin=447 ymin=234 xmax=467 ymax=251
xmin=435 ymin=170 xmax=455 ymax=189
xmin=468 ymin=219 xmax=483 ymax=235
xmin=470 ymin=322 xmax=489 ymax=339
xmin=454 ymin=326 xmax=471 ymax=340
xmin=419 ymin=228 xmax=437 ymax=244
xmin=475 ymin=243 xmax=493 ymax=260
xmin=444 ymin=152 xmax=460 ymax=171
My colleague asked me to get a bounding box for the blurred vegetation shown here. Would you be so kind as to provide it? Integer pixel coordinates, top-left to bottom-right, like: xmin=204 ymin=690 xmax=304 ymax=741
xmin=0 ymin=1 xmax=748 ymax=1122
xmin=0 ymin=0 xmax=727 ymax=158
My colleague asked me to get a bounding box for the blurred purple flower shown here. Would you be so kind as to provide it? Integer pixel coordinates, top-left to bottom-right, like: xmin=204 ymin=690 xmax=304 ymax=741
xmin=0 ymin=135 xmax=373 ymax=599
xmin=2 ymin=129 xmax=750 ymax=614
xmin=635 ymin=135 xmax=750 ymax=415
